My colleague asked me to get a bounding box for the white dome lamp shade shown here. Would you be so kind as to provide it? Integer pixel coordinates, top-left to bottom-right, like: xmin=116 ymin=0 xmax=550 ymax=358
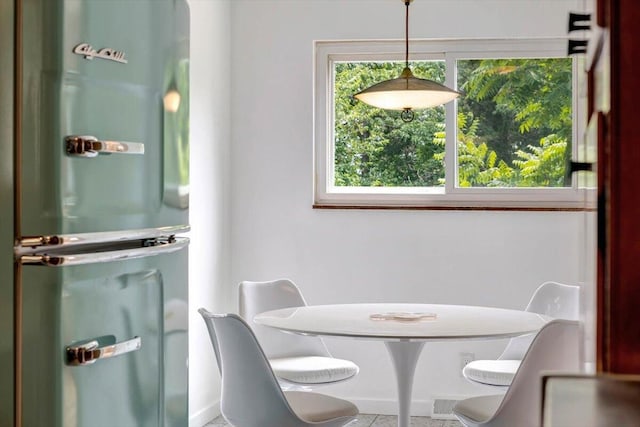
xmin=354 ymin=0 xmax=461 ymax=122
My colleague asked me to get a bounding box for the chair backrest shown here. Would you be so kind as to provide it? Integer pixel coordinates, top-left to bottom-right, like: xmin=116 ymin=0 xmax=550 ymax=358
xmin=500 ymin=282 xmax=579 ymax=360
xmin=491 ymin=319 xmax=580 ymax=427
xmin=198 ymin=310 xmax=305 ymax=427
xmin=238 ymin=279 xmax=330 ymax=359
xmin=198 ymin=308 xmax=222 ymax=374
xmin=524 ymin=282 xmax=580 ymax=319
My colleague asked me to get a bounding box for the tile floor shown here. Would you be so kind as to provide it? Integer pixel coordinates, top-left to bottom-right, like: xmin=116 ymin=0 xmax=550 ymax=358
xmin=205 ymin=414 xmax=463 ymax=427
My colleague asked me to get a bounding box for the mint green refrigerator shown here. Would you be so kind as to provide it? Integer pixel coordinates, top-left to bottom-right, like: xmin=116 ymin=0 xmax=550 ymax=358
xmin=1 ymin=1 xmax=190 ymax=426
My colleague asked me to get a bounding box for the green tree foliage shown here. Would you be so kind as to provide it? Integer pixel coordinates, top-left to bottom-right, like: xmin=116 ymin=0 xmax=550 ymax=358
xmin=459 ymin=58 xmax=572 ymax=187
xmin=333 ymin=57 xmax=573 ymax=188
xmin=513 ymin=134 xmax=568 ymax=187
xmin=452 ymin=113 xmax=515 ymax=187
xmin=462 ymin=59 xmax=572 ymax=139
xmin=334 ymin=61 xmax=446 ymax=186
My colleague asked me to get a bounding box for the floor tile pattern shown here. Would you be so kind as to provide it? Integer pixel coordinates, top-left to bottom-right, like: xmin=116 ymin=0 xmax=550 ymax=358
xmin=204 ymin=414 xmax=463 ymax=427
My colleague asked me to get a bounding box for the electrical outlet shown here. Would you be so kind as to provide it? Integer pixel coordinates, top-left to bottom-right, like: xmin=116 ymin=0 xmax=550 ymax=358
xmin=460 ymin=352 xmax=475 ymax=374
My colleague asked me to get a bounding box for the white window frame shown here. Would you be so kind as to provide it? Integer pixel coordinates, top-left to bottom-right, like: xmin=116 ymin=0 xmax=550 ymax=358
xmin=314 ymin=38 xmax=590 ymax=209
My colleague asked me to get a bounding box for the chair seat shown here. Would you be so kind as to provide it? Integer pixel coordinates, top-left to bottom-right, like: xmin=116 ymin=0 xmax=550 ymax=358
xmin=463 ymin=359 xmax=521 ymax=386
xmin=271 ymin=356 xmax=359 ymax=384
xmin=452 ymin=394 xmax=503 ymax=425
xmin=284 ymin=391 xmax=359 ymax=423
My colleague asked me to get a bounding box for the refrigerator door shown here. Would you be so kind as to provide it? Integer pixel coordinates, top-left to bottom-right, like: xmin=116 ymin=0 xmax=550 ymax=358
xmin=18 ymin=241 xmax=188 ymax=427
xmin=20 ymin=0 xmax=190 ymax=236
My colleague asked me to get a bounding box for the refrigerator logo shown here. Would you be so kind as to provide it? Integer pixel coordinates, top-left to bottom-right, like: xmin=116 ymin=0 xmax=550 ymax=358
xmin=73 ymin=43 xmax=128 ymax=64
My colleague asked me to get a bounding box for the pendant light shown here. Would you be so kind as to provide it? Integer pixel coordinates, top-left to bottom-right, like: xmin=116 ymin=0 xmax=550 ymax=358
xmin=354 ymin=0 xmax=461 ymax=122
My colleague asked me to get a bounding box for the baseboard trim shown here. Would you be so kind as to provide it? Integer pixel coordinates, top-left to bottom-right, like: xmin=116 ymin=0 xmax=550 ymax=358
xmin=350 ymin=397 xmax=431 ymax=416
xmin=189 ymin=400 xmax=220 ymax=427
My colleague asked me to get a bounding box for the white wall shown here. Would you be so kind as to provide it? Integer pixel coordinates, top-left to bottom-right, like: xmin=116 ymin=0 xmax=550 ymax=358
xmin=188 ymin=0 xmax=231 ymax=425
xmin=228 ymin=0 xmax=592 ymax=416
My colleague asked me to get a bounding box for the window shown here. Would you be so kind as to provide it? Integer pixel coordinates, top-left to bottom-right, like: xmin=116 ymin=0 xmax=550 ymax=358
xmin=314 ymin=39 xmax=590 ymax=209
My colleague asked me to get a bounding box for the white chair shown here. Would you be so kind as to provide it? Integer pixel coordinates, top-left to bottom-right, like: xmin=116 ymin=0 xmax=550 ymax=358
xmin=463 ymin=281 xmax=579 ymax=387
xmin=198 ymin=309 xmax=359 ymax=427
xmin=453 ymin=319 xmax=580 ymax=427
xmin=239 ymin=279 xmax=359 ymax=389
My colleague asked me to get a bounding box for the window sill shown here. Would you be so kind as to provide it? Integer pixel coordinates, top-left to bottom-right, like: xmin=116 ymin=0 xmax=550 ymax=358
xmin=314 ymin=187 xmax=596 ymax=211
xmin=313 ymin=204 xmax=595 ymax=212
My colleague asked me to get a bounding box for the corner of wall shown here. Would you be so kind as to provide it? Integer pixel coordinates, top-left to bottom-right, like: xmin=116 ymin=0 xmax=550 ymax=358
xmin=187 ymin=0 xmax=232 ymax=424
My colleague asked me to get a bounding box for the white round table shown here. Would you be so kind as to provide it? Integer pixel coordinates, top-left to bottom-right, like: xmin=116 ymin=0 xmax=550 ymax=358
xmin=254 ymin=303 xmax=550 ymax=427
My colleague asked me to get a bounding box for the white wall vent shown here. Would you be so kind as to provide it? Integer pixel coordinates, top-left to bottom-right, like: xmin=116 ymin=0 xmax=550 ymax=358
xmin=431 ymin=397 xmax=460 ymax=420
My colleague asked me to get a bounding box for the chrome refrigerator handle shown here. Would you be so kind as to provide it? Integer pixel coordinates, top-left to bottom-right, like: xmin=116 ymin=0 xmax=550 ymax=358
xmin=65 ymin=135 xmax=145 ymax=157
xmin=66 ymin=336 xmax=142 ymax=366
xmin=19 ymin=237 xmax=189 ymax=267
xmin=17 ymin=225 xmax=190 ymax=251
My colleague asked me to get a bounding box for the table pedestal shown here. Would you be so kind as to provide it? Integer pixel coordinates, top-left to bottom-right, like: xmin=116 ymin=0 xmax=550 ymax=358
xmin=385 ymin=341 xmax=426 ymax=427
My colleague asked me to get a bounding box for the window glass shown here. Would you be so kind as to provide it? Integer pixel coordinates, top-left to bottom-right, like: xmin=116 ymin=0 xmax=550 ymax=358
xmin=456 ymin=58 xmax=573 ymax=188
xmin=334 ymin=61 xmax=446 ymax=187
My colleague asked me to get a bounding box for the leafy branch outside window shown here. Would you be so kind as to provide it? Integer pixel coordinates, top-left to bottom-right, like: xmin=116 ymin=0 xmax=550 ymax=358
xmin=334 ymin=57 xmax=572 ymax=188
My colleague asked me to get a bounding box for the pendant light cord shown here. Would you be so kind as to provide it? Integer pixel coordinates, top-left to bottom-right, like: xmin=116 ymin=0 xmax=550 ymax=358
xmin=405 ymin=1 xmax=410 ymax=68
